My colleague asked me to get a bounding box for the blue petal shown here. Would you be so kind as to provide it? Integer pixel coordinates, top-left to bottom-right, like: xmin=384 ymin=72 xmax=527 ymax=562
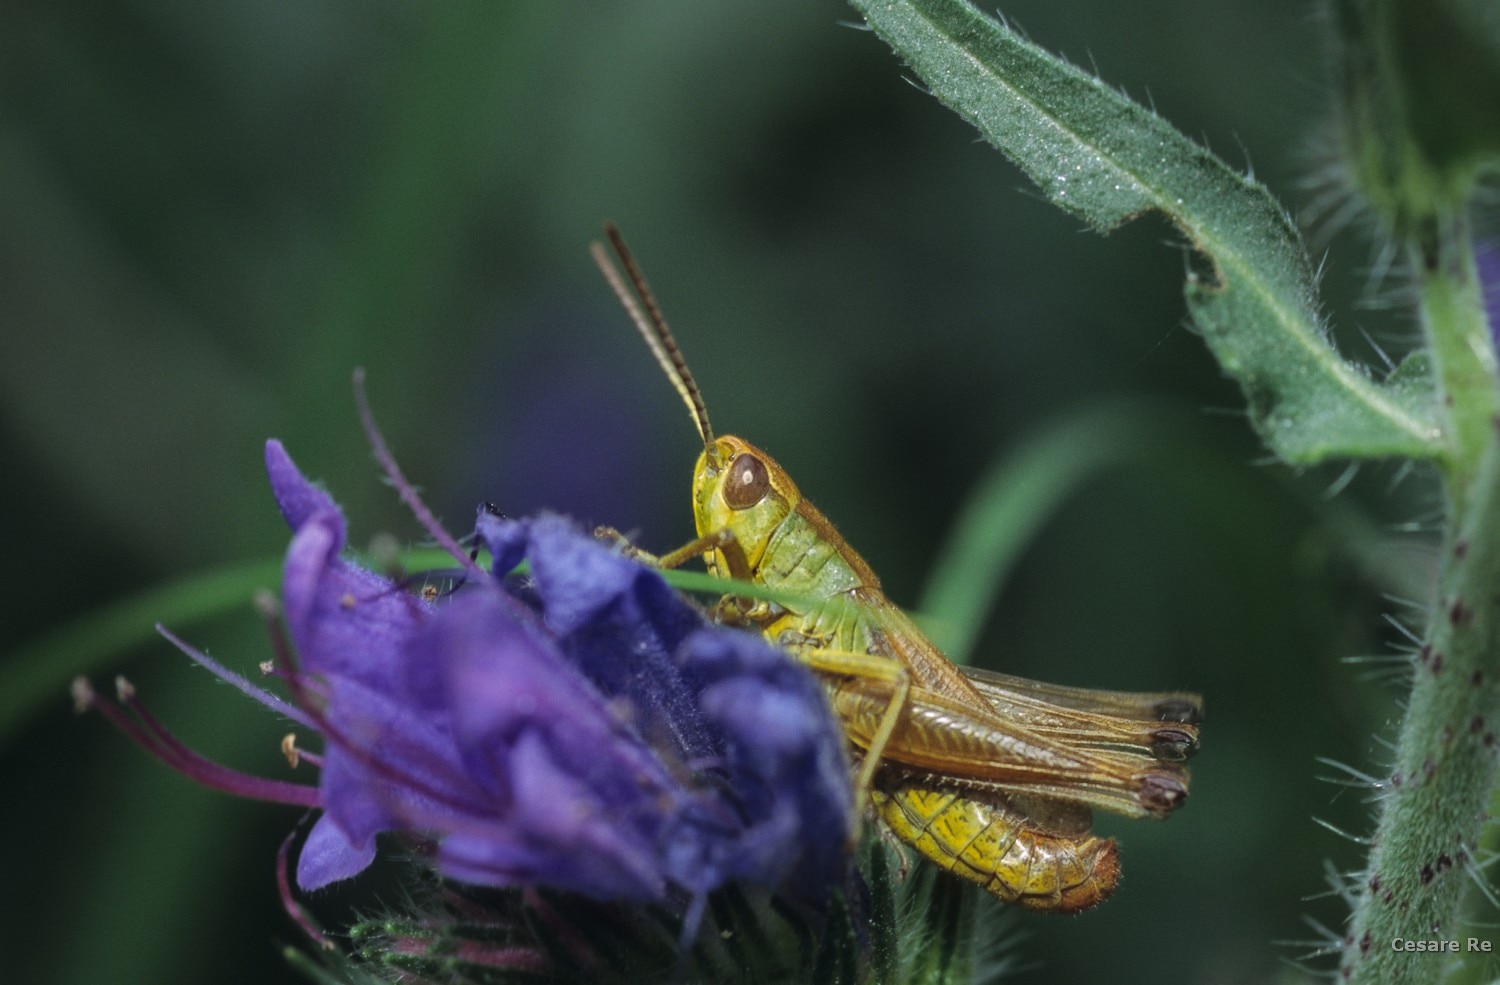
xmin=265 ymin=440 xmax=344 ymax=544
xmin=296 ymin=813 xmax=377 ymax=891
xmin=680 ymin=629 xmax=853 ymax=898
xmin=1480 ymin=242 xmax=1500 ymax=350
xmin=280 ymin=512 xmax=432 ymax=690
xmin=525 ymin=514 xmax=643 ymax=636
xmin=475 ymin=509 xmax=529 ymax=576
xmin=463 ymin=729 xmax=669 ymax=899
xmin=270 ymin=462 xmax=853 ymax=904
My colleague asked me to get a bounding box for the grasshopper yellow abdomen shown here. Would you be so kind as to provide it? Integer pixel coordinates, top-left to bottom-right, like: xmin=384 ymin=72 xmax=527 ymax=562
xmin=872 ymin=783 xmax=1120 ymax=913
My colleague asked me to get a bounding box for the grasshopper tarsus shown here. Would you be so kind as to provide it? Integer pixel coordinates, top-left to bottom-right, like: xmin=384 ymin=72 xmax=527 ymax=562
xmin=592 ymin=525 xmax=661 ymax=565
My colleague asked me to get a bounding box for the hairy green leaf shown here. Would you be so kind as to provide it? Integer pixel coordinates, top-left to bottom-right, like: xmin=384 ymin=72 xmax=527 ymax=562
xmin=848 ymin=0 xmax=1445 ymax=464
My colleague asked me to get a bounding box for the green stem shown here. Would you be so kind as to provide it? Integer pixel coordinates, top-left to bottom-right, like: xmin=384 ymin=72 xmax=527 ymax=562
xmin=1419 ymin=222 xmax=1500 ymax=494
xmin=1341 ymin=219 xmax=1500 ymax=983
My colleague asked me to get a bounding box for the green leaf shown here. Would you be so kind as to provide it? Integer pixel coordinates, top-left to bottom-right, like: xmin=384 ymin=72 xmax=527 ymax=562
xmin=865 ymin=839 xmax=900 ymax=985
xmin=847 ymin=0 xmax=1445 ymax=464
xmin=809 ymin=891 xmax=858 ymax=985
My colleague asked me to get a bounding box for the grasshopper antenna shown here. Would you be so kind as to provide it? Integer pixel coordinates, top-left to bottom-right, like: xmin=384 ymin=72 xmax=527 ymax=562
xmin=591 ymin=223 xmax=715 ymax=450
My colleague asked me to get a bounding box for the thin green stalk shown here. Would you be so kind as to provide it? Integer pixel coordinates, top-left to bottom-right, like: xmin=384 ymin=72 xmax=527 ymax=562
xmin=915 ymin=399 xmax=1168 ymax=662
xmin=0 ymin=559 xmax=281 ymax=744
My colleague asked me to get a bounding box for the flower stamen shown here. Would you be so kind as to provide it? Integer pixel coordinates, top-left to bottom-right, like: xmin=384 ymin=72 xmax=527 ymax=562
xmin=282 ymin=733 xmax=322 ymax=770
xmin=73 ymin=674 xmax=321 ymax=808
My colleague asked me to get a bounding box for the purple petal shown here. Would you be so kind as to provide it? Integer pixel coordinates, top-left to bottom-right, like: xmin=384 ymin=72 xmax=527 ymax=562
xmin=678 ymin=629 xmax=853 ymax=898
xmin=421 ymin=592 xmax=606 ymax=749
xmin=414 ymin=590 xmax=687 ymax=898
xmin=436 ymin=730 xmax=668 ymax=900
xmin=475 ymin=510 xmax=529 ymax=576
xmin=476 ymin=515 xmax=714 ymax=764
xmin=1479 ymin=241 xmax=1499 ymax=351
xmin=315 ymin=737 xmax=402 ymax=849
xmin=261 ymin=453 xmax=852 ymax=904
xmin=296 ymin=813 xmax=377 ymax=891
xmin=265 ymin=440 xmax=343 ymax=540
xmin=280 ymin=512 xmax=431 ymax=688
xmin=525 ymin=514 xmax=642 ymax=636
xmin=321 ymin=676 xmax=491 ymax=818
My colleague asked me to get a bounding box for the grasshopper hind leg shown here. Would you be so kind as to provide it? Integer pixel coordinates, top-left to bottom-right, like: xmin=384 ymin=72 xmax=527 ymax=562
xmin=781 ymin=643 xmax=913 ymax=839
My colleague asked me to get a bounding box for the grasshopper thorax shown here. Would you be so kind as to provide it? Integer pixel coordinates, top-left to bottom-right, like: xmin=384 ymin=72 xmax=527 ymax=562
xmin=692 ymin=435 xmax=801 ymax=579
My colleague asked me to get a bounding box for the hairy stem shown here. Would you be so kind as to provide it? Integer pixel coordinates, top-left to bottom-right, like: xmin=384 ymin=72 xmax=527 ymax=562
xmin=1341 ymin=220 xmax=1500 ymax=983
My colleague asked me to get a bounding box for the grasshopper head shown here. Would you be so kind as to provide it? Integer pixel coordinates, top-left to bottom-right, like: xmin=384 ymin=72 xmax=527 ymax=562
xmin=692 ymin=435 xmax=800 ymax=579
xmin=588 ymin=227 xmax=803 ymax=580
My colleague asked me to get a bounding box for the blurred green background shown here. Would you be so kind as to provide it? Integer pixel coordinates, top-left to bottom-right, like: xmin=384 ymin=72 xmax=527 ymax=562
xmin=0 ymin=1 xmax=1453 ymax=982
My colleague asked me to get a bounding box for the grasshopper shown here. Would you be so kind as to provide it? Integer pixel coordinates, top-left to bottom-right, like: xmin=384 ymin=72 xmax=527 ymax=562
xmin=591 ymin=225 xmax=1200 ymax=913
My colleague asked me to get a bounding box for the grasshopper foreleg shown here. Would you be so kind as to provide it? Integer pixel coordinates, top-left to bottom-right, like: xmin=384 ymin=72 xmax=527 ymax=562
xmin=592 ymin=525 xmax=663 ymax=565
xmin=595 ymin=525 xmax=752 ymax=578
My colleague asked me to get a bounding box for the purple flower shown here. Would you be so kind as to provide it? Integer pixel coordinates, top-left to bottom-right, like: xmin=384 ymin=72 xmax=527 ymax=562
xmin=83 ymin=439 xmax=852 ymax=921
xmin=1480 ymin=241 xmax=1500 ymax=352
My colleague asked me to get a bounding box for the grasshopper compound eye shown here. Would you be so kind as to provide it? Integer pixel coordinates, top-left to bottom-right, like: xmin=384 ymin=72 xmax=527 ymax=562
xmin=723 ymin=453 xmax=770 ymax=509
